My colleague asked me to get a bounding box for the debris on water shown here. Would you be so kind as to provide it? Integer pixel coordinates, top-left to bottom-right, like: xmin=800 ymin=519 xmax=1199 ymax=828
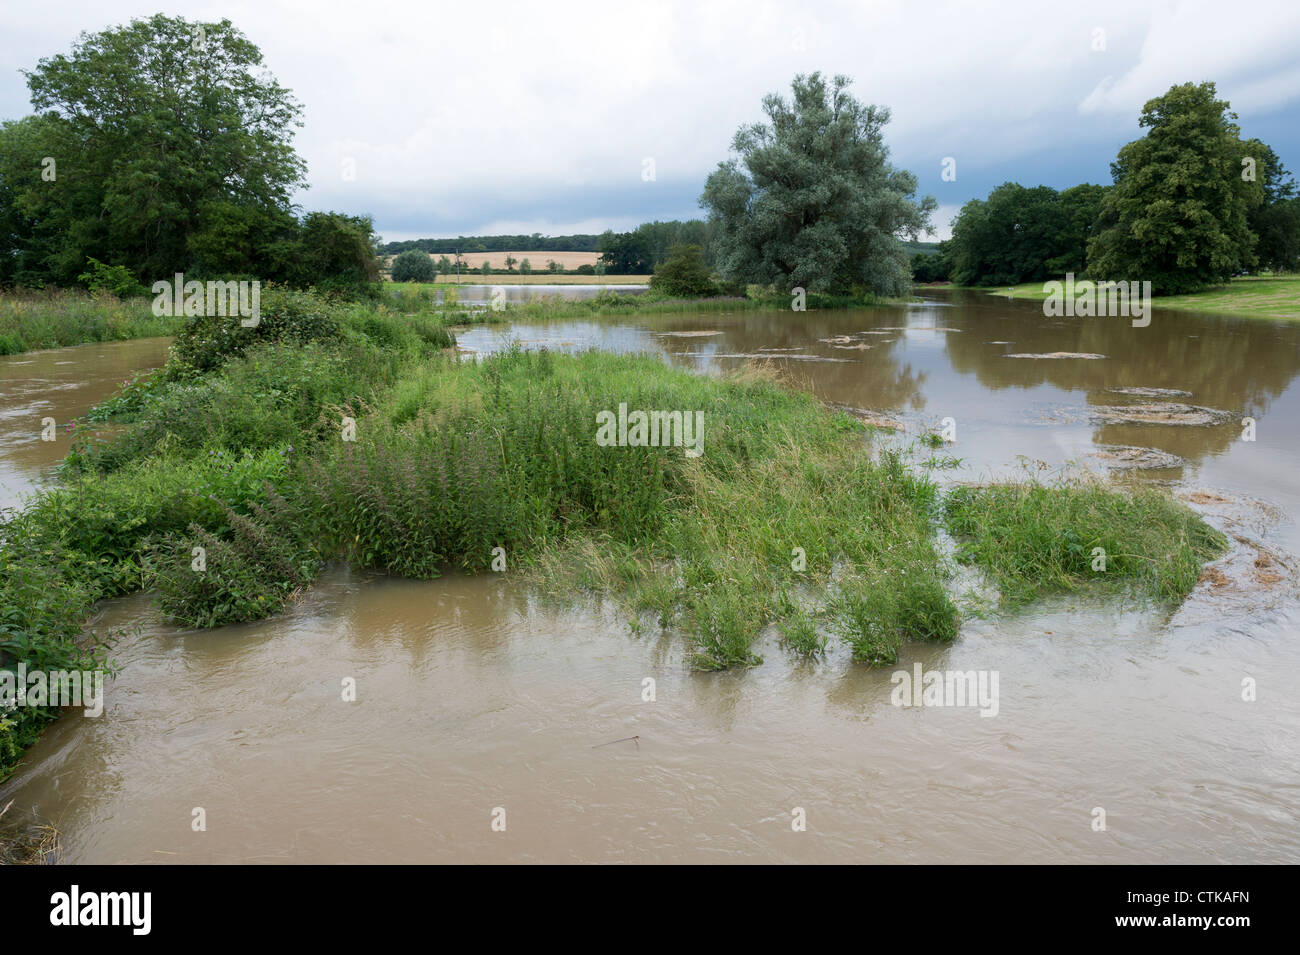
xmin=824 ymin=402 xmax=904 ymax=431
xmin=1004 ymin=352 xmax=1107 ymax=360
xmin=707 ymin=353 xmax=855 ymax=362
xmin=1090 ymin=402 xmax=1234 ymax=426
xmin=592 ymin=735 xmax=640 ymax=750
xmin=985 ymin=341 xmax=1014 ymax=344
xmin=658 ymin=330 xmax=724 ymax=337
xmin=1107 ymin=386 xmax=1194 ymax=398
xmin=831 ymin=342 xmax=874 ymax=350
xmin=819 ymin=331 xmax=897 ymax=345
xmin=1091 ymin=445 xmax=1185 ymax=470
xmin=1171 ymin=489 xmax=1298 ymax=622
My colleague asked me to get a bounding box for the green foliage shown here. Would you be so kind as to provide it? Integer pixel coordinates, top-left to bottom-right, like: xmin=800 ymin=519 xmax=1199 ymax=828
xmin=382 ymin=233 xmax=601 ymax=255
xmin=597 ymin=220 xmax=714 ymax=274
xmin=943 ymin=480 xmax=1228 ymax=606
xmin=76 ymin=257 xmax=147 ymax=297
xmin=830 ymin=574 xmax=958 ymax=665
xmin=154 ymin=488 xmax=321 ymax=628
xmin=10 ymin=14 xmax=304 ymax=285
xmin=911 ymin=243 xmax=952 ymax=283
xmin=390 ymin=250 xmax=437 ymax=283
xmin=170 ymin=284 xmax=343 ymax=373
xmin=700 ymin=72 xmax=935 ymax=296
xmin=75 ymin=309 xmax=448 ymax=474
xmin=1088 ymin=82 xmax=1263 ymax=294
xmin=648 ymin=245 xmax=719 ymax=297
xmin=949 ymin=183 xmax=1106 ymax=286
xmin=267 ymin=212 xmax=381 ymax=297
xmin=0 ymin=18 xmax=379 ymax=294
xmin=0 ymin=285 xmax=1235 ymax=775
xmin=0 ymin=289 xmax=169 ymax=355
xmin=1241 ymin=141 xmax=1299 ymax=273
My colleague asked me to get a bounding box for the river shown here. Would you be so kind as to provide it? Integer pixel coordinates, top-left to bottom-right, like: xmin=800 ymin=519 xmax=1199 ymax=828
xmin=2 ymin=289 xmax=1297 ymax=863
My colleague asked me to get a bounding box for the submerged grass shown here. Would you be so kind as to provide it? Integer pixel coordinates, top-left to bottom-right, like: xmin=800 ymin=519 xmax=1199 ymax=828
xmin=943 ymin=480 xmax=1229 ymax=606
xmin=0 ymin=287 xmax=1233 ymax=776
xmin=0 ymin=289 xmax=172 ymax=355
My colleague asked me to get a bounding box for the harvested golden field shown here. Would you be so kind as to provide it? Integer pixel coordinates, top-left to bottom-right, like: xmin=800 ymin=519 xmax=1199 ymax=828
xmin=435 ymin=273 xmax=647 ymax=285
xmin=385 ymin=250 xmax=602 ymax=270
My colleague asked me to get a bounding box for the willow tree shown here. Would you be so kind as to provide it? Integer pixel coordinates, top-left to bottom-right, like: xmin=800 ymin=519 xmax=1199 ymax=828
xmin=700 ymin=73 xmax=934 ymax=297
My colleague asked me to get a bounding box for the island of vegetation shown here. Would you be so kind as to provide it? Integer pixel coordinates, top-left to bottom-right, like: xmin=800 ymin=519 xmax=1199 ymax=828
xmin=0 ymin=14 xmax=1256 ymax=781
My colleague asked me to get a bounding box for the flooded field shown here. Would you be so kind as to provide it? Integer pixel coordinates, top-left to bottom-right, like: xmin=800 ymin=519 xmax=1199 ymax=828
xmin=2 ymin=290 xmax=1298 ymax=863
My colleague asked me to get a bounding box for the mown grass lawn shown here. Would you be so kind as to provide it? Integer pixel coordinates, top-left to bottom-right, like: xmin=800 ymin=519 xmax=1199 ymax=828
xmin=981 ymin=274 xmax=1300 ymax=321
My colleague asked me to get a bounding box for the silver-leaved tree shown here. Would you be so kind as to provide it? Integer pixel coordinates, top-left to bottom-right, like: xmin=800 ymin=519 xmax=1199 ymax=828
xmin=700 ymin=72 xmax=935 ymax=298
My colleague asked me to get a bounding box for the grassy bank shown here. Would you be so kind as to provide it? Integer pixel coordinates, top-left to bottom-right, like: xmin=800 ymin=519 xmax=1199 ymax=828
xmin=0 ymin=289 xmax=174 ymax=355
xmin=983 ymin=274 xmax=1300 ymax=321
xmin=0 ymin=288 xmax=1230 ymax=778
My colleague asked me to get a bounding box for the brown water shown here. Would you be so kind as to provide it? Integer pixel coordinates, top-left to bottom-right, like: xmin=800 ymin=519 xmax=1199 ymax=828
xmin=0 ymin=338 xmax=172 ymax=512
xmin=3 ymin=292 xmax=1299 ymax=863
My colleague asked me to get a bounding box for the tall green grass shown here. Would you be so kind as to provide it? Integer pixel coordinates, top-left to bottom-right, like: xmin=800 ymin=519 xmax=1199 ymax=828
xmin=0 ymin=286 xmax=1233 ymax=777
xmin=0 ymin=289 xmax=172 ymax=355
xmin=943 ymin=481 xmax=1228 ymax=606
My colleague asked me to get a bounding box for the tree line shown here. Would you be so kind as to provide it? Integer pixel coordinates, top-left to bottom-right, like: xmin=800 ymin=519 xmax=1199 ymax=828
xmin=921 ymin=82 xmax=1299 ymax=292
xmin=381 ymin=234 xmax=601 ymax=255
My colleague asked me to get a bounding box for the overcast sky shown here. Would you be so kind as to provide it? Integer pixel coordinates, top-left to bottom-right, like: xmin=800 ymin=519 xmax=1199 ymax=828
xmin=4 ymin=0 xmax=1300 ymax=242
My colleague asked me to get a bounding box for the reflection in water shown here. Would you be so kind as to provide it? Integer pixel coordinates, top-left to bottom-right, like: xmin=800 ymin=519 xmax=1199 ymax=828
xmin=2 ymin=295 xmax=1299 ymax=863
xmin=445 ymin=284 xmax=648 ymax=305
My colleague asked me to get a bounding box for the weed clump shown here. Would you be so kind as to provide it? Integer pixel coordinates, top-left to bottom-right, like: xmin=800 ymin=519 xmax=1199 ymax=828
xmin=943 ymin=480 xmax=1228 ymax=605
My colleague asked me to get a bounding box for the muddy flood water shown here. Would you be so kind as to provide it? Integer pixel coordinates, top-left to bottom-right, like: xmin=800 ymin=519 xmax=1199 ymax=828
xmin=2 ymin=289 xmax=1298 ymax=863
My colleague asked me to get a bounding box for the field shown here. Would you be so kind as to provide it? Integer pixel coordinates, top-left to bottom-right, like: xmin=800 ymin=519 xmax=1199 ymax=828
xmin=383 ymin=250 xmax=602 ymax=271
xmin=984 ymin=274 xmax=1300 ymax=321
xmin=433 ymin=273 xmax=647 ymax=285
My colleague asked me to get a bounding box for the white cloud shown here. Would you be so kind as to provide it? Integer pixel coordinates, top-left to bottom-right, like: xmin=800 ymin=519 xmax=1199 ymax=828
xmin=3 ymin=0 xmax=1298 ymax=239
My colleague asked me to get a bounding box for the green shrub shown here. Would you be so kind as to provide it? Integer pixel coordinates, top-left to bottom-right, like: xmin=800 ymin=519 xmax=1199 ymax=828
xmin=154 ymin=488 xmax=321 ymax=628
xmin=390 ymin=250 xmax=437 ymax=283
xmin=648 ymin=245 xmax=719 ymax=298
xmin=76 ymin=257 xmax=148 ymax=298
xmin=171 ymin=284 xmax=342 ymax=373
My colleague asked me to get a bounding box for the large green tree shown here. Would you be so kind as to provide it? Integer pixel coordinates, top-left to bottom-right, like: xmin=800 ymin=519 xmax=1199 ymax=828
xmin=1053 ymin=183 xmax=1108 ymax=274
xmin=700 ymin=73 xmax=934 ymax=297
xmin=7 ymin=14 xmax=305 ymax=283
xmin=947 ymin=182 xmax=1106 ymax=286
xmin=1241 ymin=139 xmax=1299 ymax=272
xmin=1087 ymin=82 xmax=1262 ymax=293
xmin=949 ymin=183 xmax=1067 ymax=286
